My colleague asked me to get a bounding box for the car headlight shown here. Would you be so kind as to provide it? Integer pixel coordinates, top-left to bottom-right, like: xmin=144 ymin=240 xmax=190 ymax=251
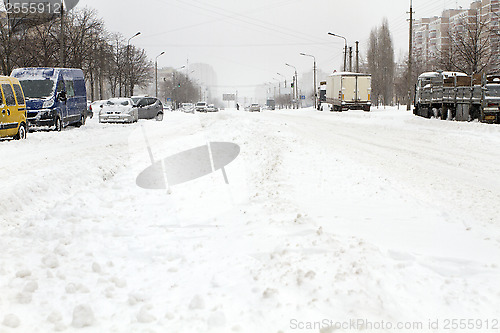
xmin=43 ymin=98 xmax=55 ymax=108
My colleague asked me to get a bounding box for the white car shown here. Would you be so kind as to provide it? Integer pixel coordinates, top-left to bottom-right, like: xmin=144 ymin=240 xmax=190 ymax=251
xmin=196 ymin=102 xmax=208 ymax=112
xmin=181 ymin=103 xmax=195 ymax=113
xmin=99 ymin=98 xmax=139 ymax=123
xmin=207 ymin=104 xmax=218 ymax=112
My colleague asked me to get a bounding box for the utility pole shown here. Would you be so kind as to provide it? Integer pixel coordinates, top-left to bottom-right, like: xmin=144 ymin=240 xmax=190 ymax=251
xmin=407 ymin=0 xmax=414 ymax=111
xmin=349 ymin=47 xmax=353 ymax=72
xmin=60 ymin=1 xmax=65 ymax=67
xmin=355 ymin=41 xmax=359 ymax=73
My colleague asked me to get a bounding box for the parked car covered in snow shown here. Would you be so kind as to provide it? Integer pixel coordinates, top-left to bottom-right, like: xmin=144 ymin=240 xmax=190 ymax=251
xmin=99 ymin=98 xmax=138 ymax=123
xmin=0 ymin=75 xmax=27 ymax=140
xmin=131 ymin=96 xmax=164 ymax=121
xmin=11 ymin=67 xmax=87 ymax=131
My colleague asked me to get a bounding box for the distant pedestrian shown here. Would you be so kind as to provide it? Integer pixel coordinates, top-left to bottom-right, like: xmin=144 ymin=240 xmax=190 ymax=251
xmin=236 ymin=103 xmax=240 ymax=110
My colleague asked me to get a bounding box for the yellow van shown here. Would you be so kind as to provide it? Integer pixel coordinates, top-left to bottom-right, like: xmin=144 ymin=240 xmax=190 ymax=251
xmin=0 ymin=76 xmax=27 ymax=140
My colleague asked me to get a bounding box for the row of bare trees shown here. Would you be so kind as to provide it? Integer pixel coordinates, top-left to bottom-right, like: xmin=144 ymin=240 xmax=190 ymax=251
xmin=0 ymin=7 xmax=154 ymax=100
xmin=158 ymin=71 xmax=201 ymax=107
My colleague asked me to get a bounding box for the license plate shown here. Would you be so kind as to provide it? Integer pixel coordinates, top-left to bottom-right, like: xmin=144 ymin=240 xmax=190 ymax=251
xmin=485 ymin=115 xmax=496 ymax=120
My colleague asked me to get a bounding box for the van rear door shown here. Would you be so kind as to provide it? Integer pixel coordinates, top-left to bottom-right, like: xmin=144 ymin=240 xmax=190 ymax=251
xmin=357 ymin=76 xmax=371 ymax=102
xmin=342 ymin=76 xmax=356 ymax=102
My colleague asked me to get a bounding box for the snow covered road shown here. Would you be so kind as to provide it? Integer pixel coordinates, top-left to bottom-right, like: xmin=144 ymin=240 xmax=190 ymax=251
xmin=1 ymin=107 xmax=499 ymax=332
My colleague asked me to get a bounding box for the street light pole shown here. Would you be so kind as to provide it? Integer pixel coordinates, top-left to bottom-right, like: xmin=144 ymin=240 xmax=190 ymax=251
xmin=276 ymin=73 xmax=286 ymax=109
xmin=300 ymin=53 xmax=317 ymax=109
xmin=328 ymin=32 xmax=347 ymax=72
xmin=285 ymin=63 xmax=298 ymax=108
xmin=155 ymin=51 xmax=165 ymax=98
xmin=127 ymin=32 xmax=141 ymax=96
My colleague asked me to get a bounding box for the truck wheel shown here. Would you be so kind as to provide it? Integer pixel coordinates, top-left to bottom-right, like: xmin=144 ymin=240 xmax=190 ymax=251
xmin=55 ymin=117 xmax=62 ymax=132
xmin=14 ymin=123 xmax=27 ymax=140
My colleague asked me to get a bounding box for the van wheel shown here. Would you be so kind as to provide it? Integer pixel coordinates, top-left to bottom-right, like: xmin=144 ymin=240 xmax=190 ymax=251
xmin=55 ymin=117 xmax=62 ymax=132
xmin=155 ymin=112 xmax=164 ymax=121
xmin=15 ymin=124 xmax=27 ymax=140
xmin=76 ymin=114 xmax=86 ymax=127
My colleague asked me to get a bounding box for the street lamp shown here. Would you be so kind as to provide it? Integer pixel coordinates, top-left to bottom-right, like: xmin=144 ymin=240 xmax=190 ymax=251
xmin=276 ymin=72 xmax=287 ymax=87
xmin=285 ymin=63 xmax=298 ymax=108
xmin=127 ymin=31 xmax=141 ymax=96
xmin=300 ymin=53 xmax=317 ymax=109
xmin=328 ymin=32 xmax=347 ymax=72
xmin=155 ymin=51 xmax=165 ymax=97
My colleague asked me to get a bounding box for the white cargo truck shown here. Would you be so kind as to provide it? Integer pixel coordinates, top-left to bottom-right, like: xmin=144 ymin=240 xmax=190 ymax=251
xmin=323 ymin=72 xmax=371 ymax=111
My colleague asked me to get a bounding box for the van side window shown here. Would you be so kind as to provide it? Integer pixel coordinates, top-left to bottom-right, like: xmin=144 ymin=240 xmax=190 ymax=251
xmin=2 ymin=84 xmax=16 ymax=106
xmin=65 ymin=80 xmax=75 ymax=98
xmin=13 ymin=84 xmax=25 ymax=105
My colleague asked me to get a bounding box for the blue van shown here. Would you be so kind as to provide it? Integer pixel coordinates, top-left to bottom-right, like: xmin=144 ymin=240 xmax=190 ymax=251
xmin=11 ymin=68 xmax=87 ymax=131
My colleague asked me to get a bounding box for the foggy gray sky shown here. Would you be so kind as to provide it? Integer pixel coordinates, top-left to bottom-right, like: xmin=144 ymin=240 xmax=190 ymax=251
xmin=78 ymin=0 xmax=473 ymax=94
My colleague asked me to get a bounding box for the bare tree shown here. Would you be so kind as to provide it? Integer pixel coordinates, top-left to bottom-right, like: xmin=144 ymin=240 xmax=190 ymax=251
xmin=367 ymin=18 xmax=395 ymax=106
xmin=1 ymin=6 xmax=154 ymax=100
xmin=128 ymin=46 xmax=153 ymax=96
xmin=445 ymin=11 xmax=499 ymax=75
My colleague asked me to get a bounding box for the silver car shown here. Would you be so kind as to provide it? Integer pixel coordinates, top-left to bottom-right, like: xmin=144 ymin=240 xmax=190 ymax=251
xmin=99 ymin=98 xmax=139 ymax=123
xmin=131 ymin=96 xmax=164 ymax=121
xmin=249 ymin=103 xmax=261 ymax=112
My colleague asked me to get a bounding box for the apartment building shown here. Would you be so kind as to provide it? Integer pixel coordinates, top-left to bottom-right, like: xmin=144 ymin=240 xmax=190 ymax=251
xmin=413 ymin=0 xmax=500 ymax=73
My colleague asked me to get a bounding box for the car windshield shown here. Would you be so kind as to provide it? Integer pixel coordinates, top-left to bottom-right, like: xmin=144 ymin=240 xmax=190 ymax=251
xmin=18 ymin=79 xmax=55 ymax=99
xmin=131 ymin=97 xmax=142 ymax=105
xmin=107 ymin=99 xmax=130 ymax=106
xmin=485 ymin=84 xmax=500 ymax=97
xmin=197 ymin=103 xmax=206 ymax=106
